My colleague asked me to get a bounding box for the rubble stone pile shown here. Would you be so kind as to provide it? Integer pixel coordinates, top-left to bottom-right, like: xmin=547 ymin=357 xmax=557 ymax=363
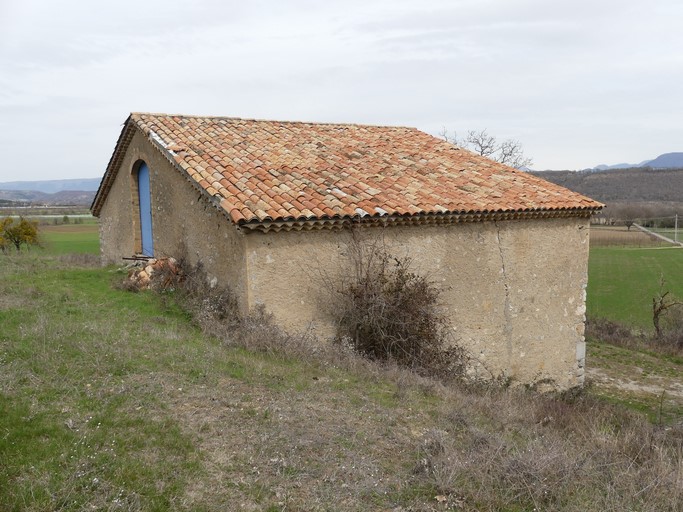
xmin=126 ymin=257 xmax=181 ymax=290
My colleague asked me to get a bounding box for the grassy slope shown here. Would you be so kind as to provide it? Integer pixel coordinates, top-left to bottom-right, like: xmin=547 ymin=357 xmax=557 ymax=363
xmin=588 ymin=246 xmax=683 ymax=329
xmin=587 ymin=341 xmax=683 ymax=423
xmin=0 ymin=257 xmax=204 ymax=510
xmin=1 ymin=225 xmax=681 ymax=510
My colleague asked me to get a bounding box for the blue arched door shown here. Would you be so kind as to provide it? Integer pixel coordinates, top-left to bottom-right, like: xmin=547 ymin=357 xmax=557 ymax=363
xmin=138 ymin=163 xmax=154 ymax=256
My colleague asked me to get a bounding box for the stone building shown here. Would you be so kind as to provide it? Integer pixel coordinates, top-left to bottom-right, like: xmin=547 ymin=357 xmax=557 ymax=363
xmin=91 ymin=113 xmax=602 ymax=388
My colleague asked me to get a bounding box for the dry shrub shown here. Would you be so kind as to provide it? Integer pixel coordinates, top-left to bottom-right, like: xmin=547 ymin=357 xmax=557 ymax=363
xmin=58 ymin=253 xmax=101 ymax=267
xmin=332 ymin=231 xmax=467 ymax=378
xmin=149 ymin=260 xmax=348 ymax=364
xmin=587 ymin=315 xmax=683 ymax=355
xmin=586 ymin=316 xmax=640 ymax=348
xmin=122 ymin=234 xmax=468 ymax=379
xmin=162 ymin=260 xmax=241 ymax=331
xmin=416 ymin=389 xmax=683 ymax=511
xmin=138 ymin=257 xmax=457 ymax=384
xmin=655 ymin=305 xmax=683 ymax=353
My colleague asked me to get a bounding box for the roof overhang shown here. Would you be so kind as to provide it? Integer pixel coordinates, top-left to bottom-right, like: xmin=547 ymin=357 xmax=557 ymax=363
xmin=236 ymin=207 xmax=600 ymax=233
xmin=91 ymin=114 xmax=603 ymax=232
xmin=91 ymin=117 xmax=137 ymax=216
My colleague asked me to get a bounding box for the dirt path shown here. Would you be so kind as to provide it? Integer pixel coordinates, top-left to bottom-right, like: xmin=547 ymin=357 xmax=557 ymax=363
xmin=587 ymin=342 xmax=683 ymax=424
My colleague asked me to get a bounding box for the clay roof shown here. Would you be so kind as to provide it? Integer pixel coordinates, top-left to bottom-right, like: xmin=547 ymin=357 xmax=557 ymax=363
xmin=92 ymin=113 xmax=602 ymax=228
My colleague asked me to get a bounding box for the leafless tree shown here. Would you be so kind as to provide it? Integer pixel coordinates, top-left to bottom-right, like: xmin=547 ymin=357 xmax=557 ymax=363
xmin=463 ymin=130 xmax=497 ymax=159
xmin=440 ymin=128 xmax=533 ymax=169
xmin=610 ymin=204 xmax=646 ymax=231
xmin=652 ymin=276 xmax=683 ymax=337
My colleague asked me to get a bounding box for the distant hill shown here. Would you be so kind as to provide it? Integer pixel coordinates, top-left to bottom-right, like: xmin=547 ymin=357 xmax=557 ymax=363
xmin=0 ymin=178 xmax=100 ymax=193
xmin=643 ymin=152 xmax=683 ymax=169
xmin=0 ymin=189 xmax=95 ymax=206
xmin=0 ymin=177 xmax=100 ymax=206
xmin=591 ymin=152 xmax=683 ymax=171
xmin=593 ymin=162 xmax=646 ymax=171
xmin=531 ymin=167 xmax=683 ymax=204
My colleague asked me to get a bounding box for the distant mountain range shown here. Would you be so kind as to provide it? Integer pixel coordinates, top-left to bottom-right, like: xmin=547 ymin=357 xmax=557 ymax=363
xmin=0 ymin=189 xmax=96 ymax=206
xmin=592 ymin=152 xmax=683 ymax=171
xmin=0 ymin=178 xmax=100 ymax=206
xmin=0 ymin=178 xmax=101 ymax=193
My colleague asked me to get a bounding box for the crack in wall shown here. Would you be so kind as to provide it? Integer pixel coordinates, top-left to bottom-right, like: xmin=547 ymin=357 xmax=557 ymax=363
xmin=494 ymin=221 xmax=514 ymax=365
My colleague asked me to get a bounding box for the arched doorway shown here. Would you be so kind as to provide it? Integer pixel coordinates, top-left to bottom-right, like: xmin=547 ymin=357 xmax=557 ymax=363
xmin=137 ymin=162 xmax=154 ymax=256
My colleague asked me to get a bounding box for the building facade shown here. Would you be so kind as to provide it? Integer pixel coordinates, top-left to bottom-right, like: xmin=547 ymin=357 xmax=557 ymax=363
xmin=92 ymin=113 xmax=601 ymax=389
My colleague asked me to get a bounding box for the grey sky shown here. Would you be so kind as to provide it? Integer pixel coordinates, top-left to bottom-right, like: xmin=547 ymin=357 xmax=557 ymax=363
xmin=1 ymin=0 xmax=682 ymax=181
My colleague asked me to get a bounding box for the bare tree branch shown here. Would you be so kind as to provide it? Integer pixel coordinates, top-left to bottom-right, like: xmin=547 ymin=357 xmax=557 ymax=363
xmin=464 ymin=129 xmax=497 ymax=158
xmin=441 ymin=128 xmax=533 ymax=169
xmin=652 ymin=275 xmax=683 ymax=337
xmin=498 ymin=138 xmax=533 ymax=169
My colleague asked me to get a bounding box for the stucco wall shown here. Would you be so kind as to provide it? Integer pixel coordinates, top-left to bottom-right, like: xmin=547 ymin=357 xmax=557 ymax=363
xmin=98 ymin=163 xmax=136 ymax=260
xmin=98 ymin=129 xmax=590 ymax=389
xmin=244 ymin=218 xmax=590 ymax=389
xmin=97 ymin=130 xmax=250 ymax=312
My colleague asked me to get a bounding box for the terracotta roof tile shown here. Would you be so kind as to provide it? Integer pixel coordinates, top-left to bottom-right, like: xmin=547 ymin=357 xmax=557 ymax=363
xmin=94 ymin=113 xmax=602 ymax=223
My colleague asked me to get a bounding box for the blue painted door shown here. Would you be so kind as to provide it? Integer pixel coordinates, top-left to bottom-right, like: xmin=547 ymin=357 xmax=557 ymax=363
xmin=138 ymin=163 xmax=154 ymax=256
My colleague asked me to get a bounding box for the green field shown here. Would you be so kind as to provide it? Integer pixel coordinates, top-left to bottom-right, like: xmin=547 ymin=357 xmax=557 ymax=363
xmin=587 ymin=246 xmax=683 ymax=329
xmin=39 ymin=224 xmax=100 ymax=255
xmin=647 ymin=226 xmax=683 ymax=242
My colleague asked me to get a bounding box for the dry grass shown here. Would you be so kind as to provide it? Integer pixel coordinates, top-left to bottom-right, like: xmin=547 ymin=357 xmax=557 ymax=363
xmin=587 ymin=316 xmax=683 ymax=357
xmin=41 ymin=223 xmax=99 ymax=234
xmin=590 ymin=225 xmax=673 ymax=247
xmin=57 ymin=252 xmax=101 ymax=267
xmin=2 ymin=252 xmax=682 ymax=511
xmin=153 ymin=259 xmax=683 ymax=511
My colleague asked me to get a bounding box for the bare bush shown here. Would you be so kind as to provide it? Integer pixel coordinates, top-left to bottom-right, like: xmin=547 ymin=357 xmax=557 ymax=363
xmin=585 ymin=317 xmax=641 ymax=348
xmin=656 ymin=308 xmax=683 ymax=353
xmin=159 ymin=260 xmax=241 ymax=331
xmin=415 ymin=389 xmax=683 ymax=511
xmin=652 ymin=276 xmax=683 ymax=338
xmin=331 ymin=231 xmax=467 ymax=378
xmin=587 ymin=314 xmax=683 ymax=356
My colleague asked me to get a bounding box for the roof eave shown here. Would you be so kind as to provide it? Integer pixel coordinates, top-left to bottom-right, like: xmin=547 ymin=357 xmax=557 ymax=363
xmin=90 ymin=115 xmax=229 ymax=222
xmin=237 ymin=207 xmax=602 ymax=234
xmin=90 ymin=115 xmax=136 ymax=217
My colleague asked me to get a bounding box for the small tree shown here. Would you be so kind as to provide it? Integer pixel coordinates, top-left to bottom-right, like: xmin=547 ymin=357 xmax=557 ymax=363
xmin=611 ymin=204 xmax=645 ymax=231
xmin=0 ymin=218 xmax=10 ymax=252
xmin=0 ymin=217 xmax=39 ymax=252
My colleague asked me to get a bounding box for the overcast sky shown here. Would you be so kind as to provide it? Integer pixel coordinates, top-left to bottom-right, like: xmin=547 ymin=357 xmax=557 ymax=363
xmin=1 ymin=0 xmax=682 ymax=181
